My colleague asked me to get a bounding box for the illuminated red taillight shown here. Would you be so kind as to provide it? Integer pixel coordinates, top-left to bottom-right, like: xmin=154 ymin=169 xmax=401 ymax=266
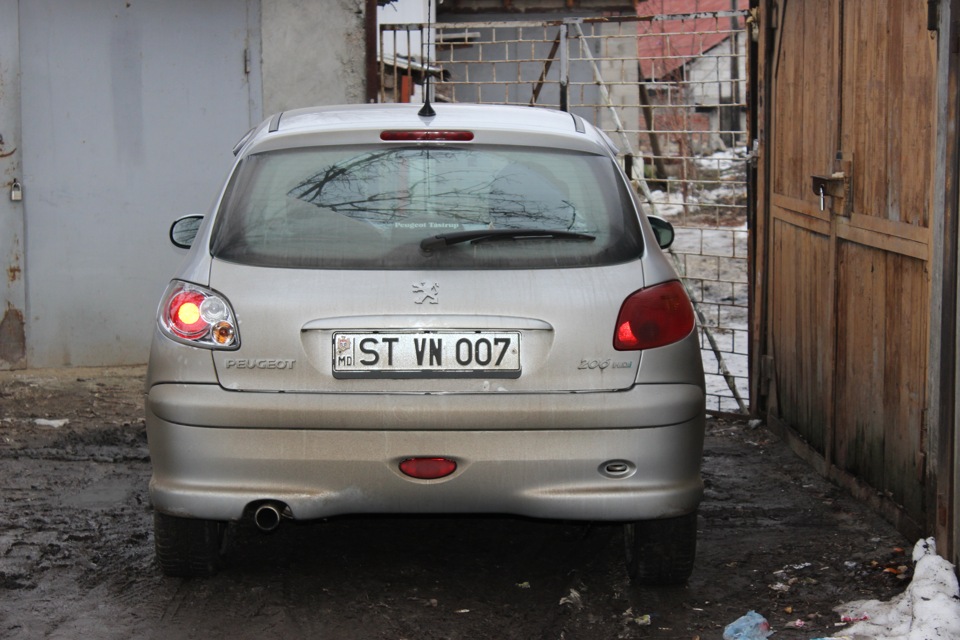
xmin=159 ymin=281 xmax=239 ymax=349
xmin=399 ymin=457 xmax=458 ymax=480
xmin=380 ymin=130 xmax=474 ymax=142
xmin=167 ymin=290 xmax=207 ymax=339
xmin=614 ymin=281 xmax=695 ymax=351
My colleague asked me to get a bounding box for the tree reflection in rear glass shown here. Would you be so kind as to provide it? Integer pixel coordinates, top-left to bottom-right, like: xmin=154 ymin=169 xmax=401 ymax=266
xmin=210 ymin=145 xmax=643 ymax=269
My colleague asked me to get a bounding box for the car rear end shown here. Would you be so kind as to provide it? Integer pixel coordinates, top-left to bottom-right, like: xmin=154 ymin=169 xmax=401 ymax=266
xmin=146 ymin=103 xmax=705 ymax=582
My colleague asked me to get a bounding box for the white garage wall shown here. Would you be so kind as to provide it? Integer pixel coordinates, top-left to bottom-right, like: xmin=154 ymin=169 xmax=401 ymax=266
xmin=3 ymin=0 xmax=369 ymax=368
xmin=17 ymin=0 xmax=262 ymax=367
xmin=0 ymin=1 xmax=26 ymax=369
xmin=261 ymin=0 xmax=367 ymax=114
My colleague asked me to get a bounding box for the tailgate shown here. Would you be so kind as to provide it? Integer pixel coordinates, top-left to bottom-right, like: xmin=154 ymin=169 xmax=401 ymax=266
xmin=210 ymin=261 xmax=647 ymax=393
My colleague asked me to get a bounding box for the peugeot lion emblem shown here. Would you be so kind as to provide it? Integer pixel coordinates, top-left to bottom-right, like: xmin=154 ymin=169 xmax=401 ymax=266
xmin=413 ymin=281 xmax=440 ymax=305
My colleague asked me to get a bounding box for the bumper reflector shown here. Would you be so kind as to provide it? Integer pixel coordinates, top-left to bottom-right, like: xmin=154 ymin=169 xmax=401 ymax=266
xmin=399 ymin=457 xmax=457 ymax=480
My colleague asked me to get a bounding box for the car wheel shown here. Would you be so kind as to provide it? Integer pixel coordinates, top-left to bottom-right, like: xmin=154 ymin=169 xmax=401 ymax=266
xmin=153 ymin=511 xmax=225 ymax=577
xmin=623 ymin=511 xmax=697 ymax=585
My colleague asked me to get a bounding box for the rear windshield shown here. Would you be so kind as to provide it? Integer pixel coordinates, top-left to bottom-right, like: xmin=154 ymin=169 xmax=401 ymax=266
xmin=210 ymin=144 xmax=644 ymax=269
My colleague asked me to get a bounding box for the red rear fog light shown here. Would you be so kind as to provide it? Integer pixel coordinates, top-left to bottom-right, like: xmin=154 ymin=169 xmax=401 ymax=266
xmin=399 ymin=457 xmax=458 ymax=480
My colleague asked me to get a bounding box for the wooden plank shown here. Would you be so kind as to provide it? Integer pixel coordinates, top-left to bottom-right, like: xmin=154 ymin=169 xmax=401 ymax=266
xmin=772 ymin=1 xmax=801 ymax=197
xmin=770 ymin=194 xmax=830 ymax=232
xmin=835 ymin=218 xmax=931 ymax=261
xmin=899 ymin=0 xmax=937 ymax=228
xmin=833 ymin=242 xmax=887 ymax=488
xmin=842 ymin=1 xmax=888 ymax=219
xmin=770 ymin=0 xmax=789 ymax=91
xmin=802 ymin=0 xmax=837 ymax=201
xmin=842 ymin=0 xmax=935 ymax=228
xmin=770 ymin=220 xmax=794 ymax=420
xmin=772 ymin=0 xmax=837 ymax=200
xmin=770 ymin=218 xmax=831 ymax=451
xmin=751 ymin=0 xmax=776 ymax=413
xmin=885 ymin=0 xmax=904 ymax=223
xmin=833 ymin=0 xmax=934 ymax=536
xmin=929 ymin=0 xmax=960 ymax=566
xmin=883 ymin=252 xmax=928 ymax=521
xmin=821 ymin=0 xmax=843 ymax=470
xmin=867 ymin=0 xmax=891 ymax=218
xmin=847 ymin=212 xmax=930 ymax=244
xmin=765 ymin=0 xmax=838 ymax=453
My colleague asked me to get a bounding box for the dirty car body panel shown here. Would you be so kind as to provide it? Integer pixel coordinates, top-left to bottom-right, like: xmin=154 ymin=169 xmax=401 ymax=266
xmin=146 ymin=103 xmax=706 ymax=582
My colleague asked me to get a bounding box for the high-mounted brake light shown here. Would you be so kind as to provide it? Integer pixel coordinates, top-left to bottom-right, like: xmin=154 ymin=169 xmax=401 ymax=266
xmin=614 ymin=281 xmax=695 ymax=351
xmin=380 ymin=130 xmax=474 ymax=142
xmin=159 ymin=281 xmax=239 ymax=349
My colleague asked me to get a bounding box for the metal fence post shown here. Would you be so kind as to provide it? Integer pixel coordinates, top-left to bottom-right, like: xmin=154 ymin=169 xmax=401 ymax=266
xmin=559 ymin=23 xmax=568 ymax=112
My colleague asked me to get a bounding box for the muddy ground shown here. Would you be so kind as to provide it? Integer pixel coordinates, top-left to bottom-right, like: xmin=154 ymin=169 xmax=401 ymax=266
xmin=0 ymin=366 xmax=911 ymax=639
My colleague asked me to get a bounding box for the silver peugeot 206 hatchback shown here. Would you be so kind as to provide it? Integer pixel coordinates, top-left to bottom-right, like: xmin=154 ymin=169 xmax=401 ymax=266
xmin=147 ymin=103 xmax=706 ymax=583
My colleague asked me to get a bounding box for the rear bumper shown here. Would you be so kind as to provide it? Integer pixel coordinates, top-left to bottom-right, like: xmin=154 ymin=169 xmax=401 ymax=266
xmin=146 ymin=383 xmax=705 ymax=522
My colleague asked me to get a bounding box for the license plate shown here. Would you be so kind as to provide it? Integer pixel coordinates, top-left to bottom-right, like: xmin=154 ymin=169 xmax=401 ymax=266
xmin=333 ymin=331 xmax=521 ymax=378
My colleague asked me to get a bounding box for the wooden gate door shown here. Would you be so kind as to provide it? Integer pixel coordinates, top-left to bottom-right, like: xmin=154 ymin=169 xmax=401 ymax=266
xmin=765 ymin=0 xmax=935 ymax=530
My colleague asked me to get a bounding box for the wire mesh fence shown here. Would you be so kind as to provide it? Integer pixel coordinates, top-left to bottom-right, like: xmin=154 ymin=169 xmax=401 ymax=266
xmin=379 ymin=4 xmax=750 ymax=413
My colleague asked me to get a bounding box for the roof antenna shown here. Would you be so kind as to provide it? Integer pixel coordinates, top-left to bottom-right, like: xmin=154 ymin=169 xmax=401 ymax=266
xmin=418 ymin=0 xmax=436 ymax=118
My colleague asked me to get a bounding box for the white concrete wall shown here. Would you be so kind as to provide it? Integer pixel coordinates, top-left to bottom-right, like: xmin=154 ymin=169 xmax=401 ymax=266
xmin=261 ymin=0 xmax=367 ymax=113
xmin=17 ymin=1 xmax=263 ymax=368
xmin=685 ymin=36 xmax=747 ymax=109
xmin=2 ymin=0 xmax=370 ymax=369
xmin=0 ymin=0 xmax=26 ymax=369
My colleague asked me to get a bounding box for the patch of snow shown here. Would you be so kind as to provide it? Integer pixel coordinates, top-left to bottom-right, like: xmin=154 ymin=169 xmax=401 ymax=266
xmin=695 ymin=146 xmax=750 ymax=172
xmin=827 ymin=538 xmax=960 ymax=640
xmin=35 ymin=418 xmax=69 ymax=428
xmin=645 ymin=189 xmax=689 ymax=217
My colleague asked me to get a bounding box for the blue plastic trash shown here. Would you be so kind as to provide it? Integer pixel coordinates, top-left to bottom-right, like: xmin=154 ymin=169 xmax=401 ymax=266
xmin=723 ymin=610 xmax=773 ymax=640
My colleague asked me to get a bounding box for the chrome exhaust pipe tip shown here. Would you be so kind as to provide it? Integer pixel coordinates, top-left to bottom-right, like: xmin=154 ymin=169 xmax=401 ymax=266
xmin=253 ymin=503 xmax=283 ymax=532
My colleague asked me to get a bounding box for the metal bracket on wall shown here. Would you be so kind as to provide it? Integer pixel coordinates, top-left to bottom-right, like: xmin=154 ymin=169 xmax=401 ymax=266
xmin=811 ymin=157 xmax=853 ymax=217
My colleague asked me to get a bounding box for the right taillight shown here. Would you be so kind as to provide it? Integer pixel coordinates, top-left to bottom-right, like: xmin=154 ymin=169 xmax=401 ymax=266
xmin=614 ymin=281 xmax=695 ymax=351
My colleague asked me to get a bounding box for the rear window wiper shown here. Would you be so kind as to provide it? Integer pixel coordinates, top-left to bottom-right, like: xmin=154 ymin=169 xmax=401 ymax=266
xmin=420 ymin=228 xmax=596 ymax=251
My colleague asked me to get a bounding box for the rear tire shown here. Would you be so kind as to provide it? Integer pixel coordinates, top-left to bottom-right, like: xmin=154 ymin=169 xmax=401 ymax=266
xmin=154 ymin=511 xmax=225 ymax=577
xmin=624 ymin=511 xmax=697 ymax=585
